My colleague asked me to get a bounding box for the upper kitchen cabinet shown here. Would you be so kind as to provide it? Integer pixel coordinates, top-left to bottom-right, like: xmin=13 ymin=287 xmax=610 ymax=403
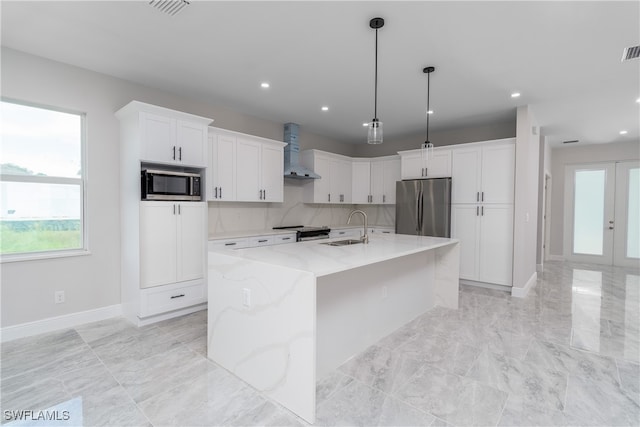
xmin=352 ymin=156 xmax=400 ymax=204
xmin=116 ymin=101 xmax=212 ymax=167
xmin=301 ymin=150 xmax=352 ymax=204
xmin=207 ymin=127 xmax=285 ymax=203
xmin=398 ymin=148 xmax=451 ymax=180
xmin=451 ymin=139 xmax=515 ymax=204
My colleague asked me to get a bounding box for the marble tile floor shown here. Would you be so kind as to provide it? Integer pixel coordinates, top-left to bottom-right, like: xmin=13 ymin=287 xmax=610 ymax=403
xmin=1 ymin=261 xmax=639 ymax=426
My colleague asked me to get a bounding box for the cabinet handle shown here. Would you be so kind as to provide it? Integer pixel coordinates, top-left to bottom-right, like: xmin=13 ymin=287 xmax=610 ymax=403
xmin=282 ymin=237 xmax=291 ymax=241
xmin=170 ymin=294 xmax=185 ymax=299
xmin=425 ymin=167 xmax=428 ymax=176
xmin=340 ymin=194 xmax=344 ymax=202
xmin=476 ymin=206 xmax=479 ymax=216
xmin=481 ymin=191 xmax=484 ymax=202
xmin=481 ymin=206 xmax=484 ymax=216
xmin=214 ymin=187 xmax=218 ymax=198
xmin=383 ymin=195 xmax=386 ymax=203
xmin=421 ymin=167 xmax=424 ymax=177
xmin=178 ymin=147 xmax=182 ymax=161
xmin=220 ymin=187 xmax=222 ymax=199
xmin=264 ymin=189 xmax=266 ymax=200
xmin=172 ymin=146 xmax=176 ymax=160
xmin=173 ymin=204 xmax=176 ymax=215
xmin=258 ymin=239 xmax=268 ymax=243
xmin=225 ymin=242 xmax=237 ymax=246
xmin=178 ymin=204 xmax=181 ymax=215
xmin=476 ymin=192 xmax=479 ymax=202
xmin=328 ymin=194 xmax=331 ymax=202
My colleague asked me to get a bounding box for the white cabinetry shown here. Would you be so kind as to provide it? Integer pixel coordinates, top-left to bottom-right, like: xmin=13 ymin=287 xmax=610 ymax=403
xmin=208 ymin=128 xmax=285 ymax=203
xmin=140 ymin=202 xmax=206 ymax=288
xmin=139 ymin=111 xmax=207 ymax=167
xmin=399 ymin=148 xmax=451 ymax=180
xmin=450 ymin=138 xmax=515 ymax=287
xmin=352 ymin=157 xmax=400 ymax=204
xmin=116 ymin=101 xmax=213 ymax=326
xmin=451 ymin=140 xmax=515 ymax=204
xmin=329 ymin=228 xmax=362 ymax=239
xmin=301 ymin=150 xmax=352 ymax=204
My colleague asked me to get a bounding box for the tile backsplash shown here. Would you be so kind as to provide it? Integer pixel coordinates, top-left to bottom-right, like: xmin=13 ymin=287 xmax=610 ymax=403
xmin=208 ymin=182 xmax=395 ymax=235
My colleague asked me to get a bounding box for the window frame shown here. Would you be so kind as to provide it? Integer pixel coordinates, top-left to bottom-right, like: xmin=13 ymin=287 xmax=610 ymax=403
xmin=0 ymin=98 xmax=89 ymax=262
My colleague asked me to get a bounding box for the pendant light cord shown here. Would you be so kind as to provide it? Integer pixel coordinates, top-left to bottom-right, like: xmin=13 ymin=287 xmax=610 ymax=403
xmin=374 ymin=27 xmax=378 ymax=120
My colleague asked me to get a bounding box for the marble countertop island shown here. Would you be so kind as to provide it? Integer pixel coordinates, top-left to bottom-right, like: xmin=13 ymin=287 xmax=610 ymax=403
xmin=207 ymin=234 xmax=460 ymax=423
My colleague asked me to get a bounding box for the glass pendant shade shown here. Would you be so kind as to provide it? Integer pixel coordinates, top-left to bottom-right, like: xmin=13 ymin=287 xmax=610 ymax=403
xmin=367 ymin=119 xmax=383 ymax=144
xmin=421 ymin=140 xmax=434 ymax=168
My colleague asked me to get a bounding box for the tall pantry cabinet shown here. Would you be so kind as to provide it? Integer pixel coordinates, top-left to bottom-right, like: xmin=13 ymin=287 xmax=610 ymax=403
xmin=116 ymin=101 xmax=213 ymax=326
xmin=450 ymin=139 xmax=515 ymax=286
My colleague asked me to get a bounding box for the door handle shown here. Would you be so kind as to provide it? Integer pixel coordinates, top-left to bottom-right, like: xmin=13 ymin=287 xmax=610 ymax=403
xmin=418 ymin=190 xmax=424 ymax=232
xmin=415 ymin=190 xmax=420 ymax=232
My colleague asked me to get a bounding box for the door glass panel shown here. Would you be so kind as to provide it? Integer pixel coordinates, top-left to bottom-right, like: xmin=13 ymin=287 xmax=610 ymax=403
xmin=573 ymin=169 xmax=605 ymax=255
xmin=627 ymin=168 xmax=640 ymax=259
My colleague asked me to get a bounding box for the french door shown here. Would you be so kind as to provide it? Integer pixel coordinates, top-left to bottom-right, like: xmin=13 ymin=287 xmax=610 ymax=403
xmin=564 ymin=161 xmax=639 ymax=267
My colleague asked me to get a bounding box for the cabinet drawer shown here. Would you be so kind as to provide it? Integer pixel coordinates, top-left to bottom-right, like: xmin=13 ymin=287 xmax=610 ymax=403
xmin=140 ymin=282 xmax=206 ymax=318
xmin=329 ymin=229 xmax=361 ymax=239
xmin=274 ymin=234 xmax=296 ymax=245
xmin=209 ymin=238 xmax=249 ymax=251
xmin=248 ymin=236 xmax=275 ymax=247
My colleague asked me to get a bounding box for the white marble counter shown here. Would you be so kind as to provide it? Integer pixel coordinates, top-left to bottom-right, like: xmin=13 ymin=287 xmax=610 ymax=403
xmin=208 ymin=229 xmax=297 ymax=240
xmin=208 ymin=234 xmax=460 ymax=423
xmin=213 ymin=233 xmax=457 ymax=277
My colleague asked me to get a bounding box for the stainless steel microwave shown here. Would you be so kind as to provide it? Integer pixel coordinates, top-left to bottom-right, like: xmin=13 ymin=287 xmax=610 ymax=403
xmin=141 ymin=169 xmax=201 ymax=201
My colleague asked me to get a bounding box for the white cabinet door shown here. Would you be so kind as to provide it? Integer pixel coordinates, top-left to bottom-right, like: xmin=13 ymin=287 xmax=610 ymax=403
xmin=479 ymin=205 xmax=513 ymax=285
xmin=451 ymin=204 xmax=480 ymax=281
xmin=261 ymin=143 xmax=284 ymax=202
xmin=236 ymin=138 xmax=262 ymax=201
xmin=370 ymin=160 xmax=385 ymax=204
xmin=209 ymin=133 xmax=236 ymax=201
xmin=451 ymin=147 xmax=482 ymax=204
xmin=139 ymin=202 xmax=178 ymax=288
xmin=140 ymin=113 xmax=176 ymax=164
xmin=352 ymin=161 xmax=371 ymax=204
xmin=177 ymin=120 xmax=207 ymax=167
xmin=480 ymin=144 xmax=515 ymax=204
xmin=330 ymin=159 xmax=352 ymax=203
xmin=382 ymin=158 xmax=400 ymax=204
xmin=400 ymin=152 xmax=424 ymax=180
xmin=427 ymin=150 xmax=452 ymax=178
xmin=310 ymin=155 xmax=331 ymax=203
xmin=176 ymin=203 xmax=205 ymax=282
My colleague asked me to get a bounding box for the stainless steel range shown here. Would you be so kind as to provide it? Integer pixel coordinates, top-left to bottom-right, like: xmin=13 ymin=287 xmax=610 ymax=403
xmin=273 ymin=225 xmax=331 ymax=241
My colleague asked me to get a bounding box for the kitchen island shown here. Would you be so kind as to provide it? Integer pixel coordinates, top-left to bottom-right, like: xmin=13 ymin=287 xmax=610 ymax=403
xmin=207 ymin=233 xmax=460 ymax=423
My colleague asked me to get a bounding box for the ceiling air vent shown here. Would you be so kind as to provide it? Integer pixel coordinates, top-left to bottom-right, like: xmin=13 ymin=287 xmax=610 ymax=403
xmin=563 ymin=140 xmax=579 ymax=144
xmin=149 ymin=0 xmax=190 ymax=16
xmin=622 ymin=45 xmax=640 ymax=61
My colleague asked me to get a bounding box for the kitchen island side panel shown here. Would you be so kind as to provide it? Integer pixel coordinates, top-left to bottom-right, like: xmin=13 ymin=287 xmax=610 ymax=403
xmin=207 ymin=253 xmax=317 ymax=423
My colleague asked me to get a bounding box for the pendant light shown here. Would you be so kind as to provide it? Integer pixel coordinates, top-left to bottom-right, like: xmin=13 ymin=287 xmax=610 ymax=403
xmin=420 ymin=66 xmax=435 ymax=170
xmin=367 ymin=17 xmax=384 ymax=144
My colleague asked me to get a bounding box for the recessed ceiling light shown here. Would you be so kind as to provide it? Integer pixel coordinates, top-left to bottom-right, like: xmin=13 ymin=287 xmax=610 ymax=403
xmin=260 ymin=82 xmax=270 ymax=88
xmin=362 ymin=123 xmax=369 ymax=127
xmin=427 ymin=110 xmax=434 ymax=115
xmin=321 ymin=106 xmax=329 ymax=111
xmin=511 ymin=92 xmax=521 ymax=98
xmin=636 ymin=97 xmax=640 ymax=103
xmin=620 ymin=130 xmax=628 ymax=135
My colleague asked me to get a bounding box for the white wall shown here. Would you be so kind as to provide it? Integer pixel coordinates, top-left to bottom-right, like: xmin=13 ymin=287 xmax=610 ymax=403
xmin=0 ymin=48 xmax=352 ymax=328
xmin=548 ymin=140 xmax=640 ymax=257
xmin=512 ymin=106 xmax=540 ymax=289
xmin=536 ymin=136 xmax=551 ymax=265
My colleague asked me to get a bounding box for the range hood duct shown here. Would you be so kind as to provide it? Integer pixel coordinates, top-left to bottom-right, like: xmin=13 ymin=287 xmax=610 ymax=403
xmin=283 ymin=123 xmax=320 ymax=179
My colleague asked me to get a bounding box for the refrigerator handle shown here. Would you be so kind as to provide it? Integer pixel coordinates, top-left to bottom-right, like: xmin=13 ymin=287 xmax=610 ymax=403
xmin=415 ymin=190 xmax=421 ymax=232
xmin=418 ymin=190 xmax=424 ymax=232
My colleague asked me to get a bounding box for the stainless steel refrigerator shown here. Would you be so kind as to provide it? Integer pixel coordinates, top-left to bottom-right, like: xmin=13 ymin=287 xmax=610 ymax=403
xmin=395 ymin=178 xmax=452 ymax=237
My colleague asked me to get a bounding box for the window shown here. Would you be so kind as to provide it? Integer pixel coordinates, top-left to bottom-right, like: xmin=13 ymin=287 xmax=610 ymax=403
xmin=1 ymin=99 xmax=86 ymax=258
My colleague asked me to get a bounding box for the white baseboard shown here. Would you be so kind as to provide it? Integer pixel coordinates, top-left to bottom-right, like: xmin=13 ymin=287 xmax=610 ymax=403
xmin=1 ymin=304 xmax=122 ymax=343
xmin=511 ymin=271 xmax=537 ymax=298
xmin=547 ymin=255 xmax=564 ymax=261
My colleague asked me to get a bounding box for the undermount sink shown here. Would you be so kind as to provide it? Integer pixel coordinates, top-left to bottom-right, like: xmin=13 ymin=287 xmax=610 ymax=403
xmin=321 ymin=239 xmax=364 ymax=246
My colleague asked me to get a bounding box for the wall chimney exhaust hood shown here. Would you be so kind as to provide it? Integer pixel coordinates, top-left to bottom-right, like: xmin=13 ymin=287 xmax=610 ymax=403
xmin=283 ymin=123 xmax=320 ymax=179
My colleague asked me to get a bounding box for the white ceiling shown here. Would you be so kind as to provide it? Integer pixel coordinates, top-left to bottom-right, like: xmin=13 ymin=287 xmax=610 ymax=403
xmin=2 ymin=1 xmax=639 ymax=147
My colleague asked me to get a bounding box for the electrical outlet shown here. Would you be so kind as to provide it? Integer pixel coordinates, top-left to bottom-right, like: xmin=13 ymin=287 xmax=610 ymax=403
xmin=55 ymin=291 xmax=65 ymax=304
xmin=242 ymin=288 xmax=251 ymax=307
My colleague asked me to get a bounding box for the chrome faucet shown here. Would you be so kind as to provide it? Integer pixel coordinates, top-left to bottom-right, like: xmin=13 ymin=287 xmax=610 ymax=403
xmin=347 ymin=210 xmax=369 ymax=244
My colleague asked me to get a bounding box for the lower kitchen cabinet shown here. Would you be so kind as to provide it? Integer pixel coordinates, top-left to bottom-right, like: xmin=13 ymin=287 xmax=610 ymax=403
xmin=451 ymin=203 xmax=513 ymax=286
xmin=139 ymin=201 xmax=206 ymax=288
